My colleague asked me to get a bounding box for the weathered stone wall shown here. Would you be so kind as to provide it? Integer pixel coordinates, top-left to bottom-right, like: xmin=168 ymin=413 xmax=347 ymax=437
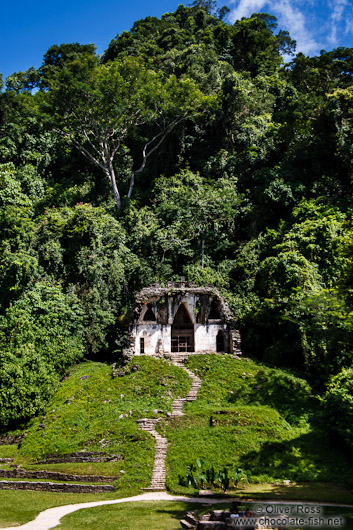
xmin=0 ymin=480 xmax=114 ymax=493
xmin=231 ymin=329 xmax=242 ymax=356
xmin=126 ymin=282 xmax=241 ymax=358
xmin=181 ymin=510 xmax=262 ymax=530
xmin=34 ymin=451 xmax=122 ymax=464
xmin=194 ymin=323 xmax=229 ymax=353
xmin=0 ymin=434 xmax=23 ymax=445
xmin=0 ymin=468 xmax=116 ymax=483
xmin=134 ymin=323 xmax=170 ymax=355
xmin=134 ymin=322 xmax=230 ymax=356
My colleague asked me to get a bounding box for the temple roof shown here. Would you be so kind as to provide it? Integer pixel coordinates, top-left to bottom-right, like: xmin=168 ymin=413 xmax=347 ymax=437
xmin=133 ymin=281 xmax=235 ymax=324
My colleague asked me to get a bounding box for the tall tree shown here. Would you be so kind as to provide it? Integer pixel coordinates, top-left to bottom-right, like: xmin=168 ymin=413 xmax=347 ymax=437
xmin=46 ymin=56 xmax=212 ymax=209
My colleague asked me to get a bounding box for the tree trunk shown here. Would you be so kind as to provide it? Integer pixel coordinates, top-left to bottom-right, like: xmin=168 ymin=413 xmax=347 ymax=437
xmin=106 ymin=165 xmax=121 ymax=210
xmin=127 ymin=171 xmax=135 ymax=199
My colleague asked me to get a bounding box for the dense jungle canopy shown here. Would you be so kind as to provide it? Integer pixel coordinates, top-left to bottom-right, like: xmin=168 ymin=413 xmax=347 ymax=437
xmin=1 ymin=1 xmax=353 ymax=449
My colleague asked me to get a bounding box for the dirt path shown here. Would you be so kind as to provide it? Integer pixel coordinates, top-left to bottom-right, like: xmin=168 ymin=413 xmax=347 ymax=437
xmin=3 ymin=492 xmax=353 ymax=530
xmin=2 ymin=491 xmax=220 ymax=530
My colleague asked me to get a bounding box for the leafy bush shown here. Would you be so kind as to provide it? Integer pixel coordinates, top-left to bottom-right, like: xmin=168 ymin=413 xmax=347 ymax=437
xmin=184 ymin=458 xmax=250 ymax=491
xmin=321 ymin=367 xmax=353 ymax=449
xmin=0 ymin=281 xmax=86 ymax=426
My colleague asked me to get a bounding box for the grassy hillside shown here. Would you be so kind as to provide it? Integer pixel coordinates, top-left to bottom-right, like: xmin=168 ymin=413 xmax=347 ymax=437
xmin=6 ymin=354 xmax=353 ymax=502
xmin=161 ymin=355 xmax=353 ymax=496
xmin=16 ymin=357 xmax=190 ymax=494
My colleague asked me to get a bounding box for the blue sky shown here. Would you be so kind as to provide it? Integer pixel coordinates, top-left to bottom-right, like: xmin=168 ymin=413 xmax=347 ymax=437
xmin=228 ymin=0 xmax=353 ymax=55
xmin=1 ymin=0 xmax=353 ymax=83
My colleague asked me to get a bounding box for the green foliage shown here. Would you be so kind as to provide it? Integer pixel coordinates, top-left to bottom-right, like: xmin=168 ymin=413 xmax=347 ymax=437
xmin=0 ymin=281 xmax=85 ymax=426
xmin=184 ymin=459 xmax=250 ymax=491
xmin=161 ymin=355 xmax=353 ymax=492
xmin=103 ymin=6 xmax=292 ymax=79
xmin=5 ymin=68 xmax=39 ymax=94
xmin=321 ymin=368 xmax=353 ymax=450
xmin=45 ymin=55 xmax=212 ymax=208
xmin=33 ymin=203 xmax=139 ymax=354
xmin=3 ymin=355 xmax=353 ymax=498
xmin=285 ymin=288 xmax=353 ymax=383
xmin=40 ymin=43 xmax=97 ymax=88
xmin=153 ymin=169 xmax=240 ymax=269
xmin=20 ymin=359 xmax=190 ymax=457
xmin=230 ymin=14 xmax=294 ymax=76
xmin=186 ymin=355 xmax=313 ymax=424
xmin=232 ymin=467 xmax=251 ymax=487
xmin=1 ymin=3 xmax=353 ymax=435
xmin=0 ymin=163 xmax=32 ymax=207
xmin=1 ymin=281 xmax=85 ymax=369
xmin=0 ymin=343 xmax=57 ymax=427
xmin=222 ymin=199 xmax=353 ymax=382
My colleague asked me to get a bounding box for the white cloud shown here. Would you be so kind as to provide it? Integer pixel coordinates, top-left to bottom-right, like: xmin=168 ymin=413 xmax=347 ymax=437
xmin=328 ymin=0 xmax=349 ymax=44
xmin=228 ymin=0 xmax=321 ymax=54
xmin=338 ymin=0 xmax=353 ymax=39
xmin=227 ymin=0 xmax=353 ymax=57
xmin=273 ymin=0 xmax=320 ymax=54
xmin=345 ymin=15 xmax=353 ymax=37
xmin=228 ymin=0 xmax=269 ymax=22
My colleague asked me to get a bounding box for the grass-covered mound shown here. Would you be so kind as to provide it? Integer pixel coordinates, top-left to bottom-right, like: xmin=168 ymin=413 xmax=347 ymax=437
xmin=6 ymin=354 xmax=353 ymax=501
xmin=162 ymin=355 xmax=353 ymax=494
xmin=18 ymin=357 xmax=190 ymax=493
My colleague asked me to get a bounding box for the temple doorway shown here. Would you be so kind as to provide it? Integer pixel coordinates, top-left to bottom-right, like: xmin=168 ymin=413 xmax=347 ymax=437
xmin=216 ymin=330 xmax=225 ymax=352
xmin=171 ymin=304 xmax=194 ymax=352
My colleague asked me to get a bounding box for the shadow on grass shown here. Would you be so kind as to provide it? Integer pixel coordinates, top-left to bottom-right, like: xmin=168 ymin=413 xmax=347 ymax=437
xmin=239 ymin=428 xmax=353 ymax=496
xmin=153 ymin=502 xmax=203 ymax=520
xmin=187 ymin=354 xmax=315 ymax=426
xmin=228 ymin=368 xmax=315 ymax=425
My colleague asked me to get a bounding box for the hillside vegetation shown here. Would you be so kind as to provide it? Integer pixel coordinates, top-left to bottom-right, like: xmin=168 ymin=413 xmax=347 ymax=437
xmin=2 ymin=354 xmax=351 ymax=502
xmin=1 ymin=0 xmax=353 ymax=469
xmin=14 ymin=358 xmax=190 ymax=494
xmin=165 ymin=355 xmax=353 ymax=493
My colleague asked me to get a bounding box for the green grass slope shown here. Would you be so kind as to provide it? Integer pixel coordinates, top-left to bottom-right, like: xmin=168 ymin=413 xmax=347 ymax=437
xmin=54 ymin=503 xmax=353 ymax=530
xmin=17 ymin=357 xmax=190 ymax=494
xmin=53 ymin=500 xmax=202 ymax=530
xmin=162 ymin=355 xmax=353 ymax=495
xmin=6 ymin=353 xmax=353 ymax=502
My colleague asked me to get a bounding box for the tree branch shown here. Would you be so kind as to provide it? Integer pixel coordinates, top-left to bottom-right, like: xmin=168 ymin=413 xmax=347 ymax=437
xmin=127 ymin=115 xmax=186 ymax=199
xmin=55 ymin=128 xmax=107 ymax=172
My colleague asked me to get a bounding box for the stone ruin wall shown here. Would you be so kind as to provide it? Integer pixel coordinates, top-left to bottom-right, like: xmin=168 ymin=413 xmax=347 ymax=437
xmin=123 ymin=282 xmax=242 ymax=360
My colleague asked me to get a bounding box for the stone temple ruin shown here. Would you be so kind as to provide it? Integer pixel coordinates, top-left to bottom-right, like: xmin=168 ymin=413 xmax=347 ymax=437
xmin=123 ymin=281 xmax=241 ymax=360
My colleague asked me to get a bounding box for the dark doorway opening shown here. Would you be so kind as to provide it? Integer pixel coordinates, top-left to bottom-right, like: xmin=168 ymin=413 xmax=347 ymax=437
xmin=143 ymin=304 xmax=156 ymax=321
xmin=216 ymin=330 xmax=225 ymax=352
xmin=209 ymin=300 xmax=221 ymax=319
xmin=171 ymin=304 xmax=194 ymax=352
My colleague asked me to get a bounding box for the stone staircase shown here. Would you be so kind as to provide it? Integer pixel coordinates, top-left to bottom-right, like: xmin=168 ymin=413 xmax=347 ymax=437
xmin=136 ymin=418 xmax=167 ymax=491
xmin=180 ymin=511 xmax=199 ymax=529
xmin=171 ymin=366 xmax=202 ymax=418
xmin=137 ymin=354 xmax=202 ymax=491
